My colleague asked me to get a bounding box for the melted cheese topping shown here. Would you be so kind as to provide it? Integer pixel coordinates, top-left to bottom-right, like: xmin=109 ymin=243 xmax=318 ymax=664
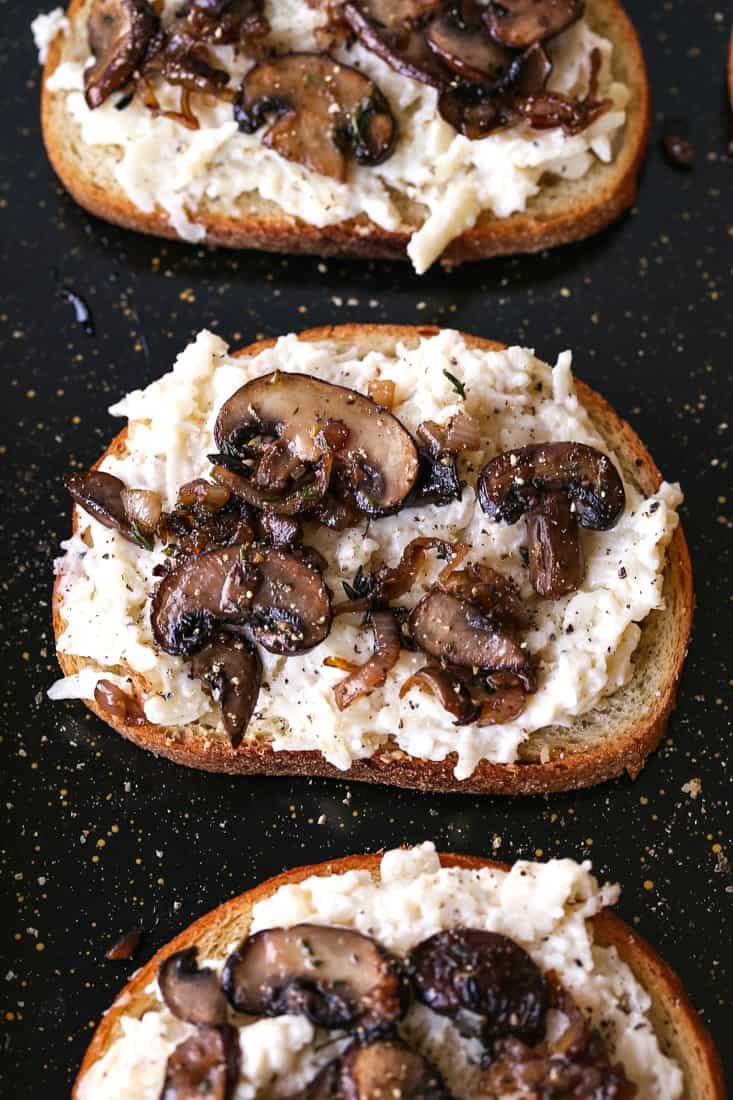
xmin=49 ymin=329 xmax=681 ymax=777
xmin=76 ymin=845 xmax=683 ymax=1100
xmin=41 ymin=0 xmax=629 ymax=272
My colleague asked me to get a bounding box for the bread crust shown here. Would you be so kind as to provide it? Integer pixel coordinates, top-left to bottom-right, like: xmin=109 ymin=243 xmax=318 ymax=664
xmin=41 ymin=0 xmax=650 ymax=264
xmin=52 ymin=324 xmax=693 ymax=795
xmin=72 ymin=850 xmax=724 ymax=1100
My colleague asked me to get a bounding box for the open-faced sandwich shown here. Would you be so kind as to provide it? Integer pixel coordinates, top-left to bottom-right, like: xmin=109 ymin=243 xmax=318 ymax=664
xmin=49 ymin=324 xmax=692 ymax=794
xmin=36 ymin=0 xmax=649 ymax=271
xmin=72 ymin=843 xmax=723 ymax=1099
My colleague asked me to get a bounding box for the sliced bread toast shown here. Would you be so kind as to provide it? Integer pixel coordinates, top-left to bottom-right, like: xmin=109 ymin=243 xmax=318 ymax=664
xmin=52 ymin=324 xmax=693 ymax=795
xmin=41 ymin=0 xmax=650 ymax=266
xmin=72 ymin=850 xmax=723 ymax=1100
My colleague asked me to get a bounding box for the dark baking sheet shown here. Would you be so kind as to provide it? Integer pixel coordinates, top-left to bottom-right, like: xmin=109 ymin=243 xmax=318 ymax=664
xmin=1 ymin=1 xmax=731 ymax=1093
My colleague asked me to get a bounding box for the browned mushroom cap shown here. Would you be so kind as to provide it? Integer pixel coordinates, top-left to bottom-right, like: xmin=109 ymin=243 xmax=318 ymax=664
xmin=439 ymin=562 xmax=529 ymax=627
xmin=477 ymin=442 xmax=625 ymax=529
xmin=434 ymin=42 xmax=550 ymax=138
xmin=181 ymin=0 xmax=270 ymax=48
xmin=65 ymin=471 xmax=162 ymax=548
xmin=158 ymin=948 xmax=228 ymax=1026
xmin=66 ymin=470 xmax=131 ymax=534
xmin=477 ymin=442 xmax=624 ymax=597
xmin=234 ymin=53 xmax=397 ymax=180
xmin=159 ymin=1026 xmax=239 ymax=1100
xmin=84 ymin=0 xmax=159 ymax=109
xmin=222 ymin=924 xmax=407 ymax=1038
xmin=150 ymin=546 xmax=331 ymax=657
xmin=408 ymin=929 xmax=548 ymax=1048
xmin=409 ymin=590 xmax=534 ymax=688
xmin=213 ymin=372 xmax=419 ymax=517
xmin=343 ymin=0 xmax=449 ymax=88
xmin=151 ymin=546 xmax=253 ymax=655
xmin=190 ymin=634 xmax=262 ymax=746
xmin=484 ymin=0 xmax=584 ymax=49
xmin=245 ymin=548 xmax=332 ymax=653
xmin=426 ymin=0 xmax=517 ymax=87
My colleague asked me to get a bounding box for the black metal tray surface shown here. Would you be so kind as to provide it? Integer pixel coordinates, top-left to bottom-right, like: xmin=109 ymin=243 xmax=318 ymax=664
xmin=1 ymin=0 xmax=730 ymax=1094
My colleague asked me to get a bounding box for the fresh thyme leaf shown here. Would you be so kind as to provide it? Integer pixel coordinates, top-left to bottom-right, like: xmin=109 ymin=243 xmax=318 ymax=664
xmin=130 ymin=521 xmax=154 ymax=552
xmin=442 ymin=369 xmax=467 ymax=399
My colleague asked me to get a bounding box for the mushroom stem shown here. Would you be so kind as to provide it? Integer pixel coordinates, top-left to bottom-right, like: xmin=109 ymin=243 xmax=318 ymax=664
xmin=190 ymin=634 xmax=262 ymax=747
xmin=526 ymin=491 xmax=584 ymax=598
xmin=409 ymin=590 xmax=534 ymax=689
xmin=158 ymin=947 xmax=228 ymax=1026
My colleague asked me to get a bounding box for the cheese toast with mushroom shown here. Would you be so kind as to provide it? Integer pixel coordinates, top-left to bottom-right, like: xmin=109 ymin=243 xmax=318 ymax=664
xmin=50 ymin=324 xmax=692 ymax=794
xmin=38 ymin=0 xmax=649 ymax=272
xmin=72 ymin=845 xmax=723 ymax=1100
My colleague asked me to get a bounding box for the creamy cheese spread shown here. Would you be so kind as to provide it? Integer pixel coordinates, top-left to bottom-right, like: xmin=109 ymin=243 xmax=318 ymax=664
xmin=75 ymin=844 xmax=684 ymax=1100
xmin=41 ymin=0 xmax=630 ymax=272
xmin=49 ymin=329 xmax=682 ymax=778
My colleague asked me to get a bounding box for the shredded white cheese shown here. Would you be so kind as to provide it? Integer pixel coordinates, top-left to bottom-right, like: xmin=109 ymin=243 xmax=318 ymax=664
xmin=42 ymin=0 xmax=629 ymax=272
xmin=31 ymin=7 xmax=67 ymax=63
xmin=76 ymin=845 xmax=684 ymax=1100
xmin=50 ymin=329 xmax=682 ymax=778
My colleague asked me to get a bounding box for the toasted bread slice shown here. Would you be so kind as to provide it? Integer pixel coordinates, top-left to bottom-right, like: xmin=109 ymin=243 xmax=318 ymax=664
xmin=72 ymin=850 xmax=723 ymax=1100
xmin=52 ymin=324 xmax=693 ymax=795
xmin=41 ymin=0 xmax=650 ymax=265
